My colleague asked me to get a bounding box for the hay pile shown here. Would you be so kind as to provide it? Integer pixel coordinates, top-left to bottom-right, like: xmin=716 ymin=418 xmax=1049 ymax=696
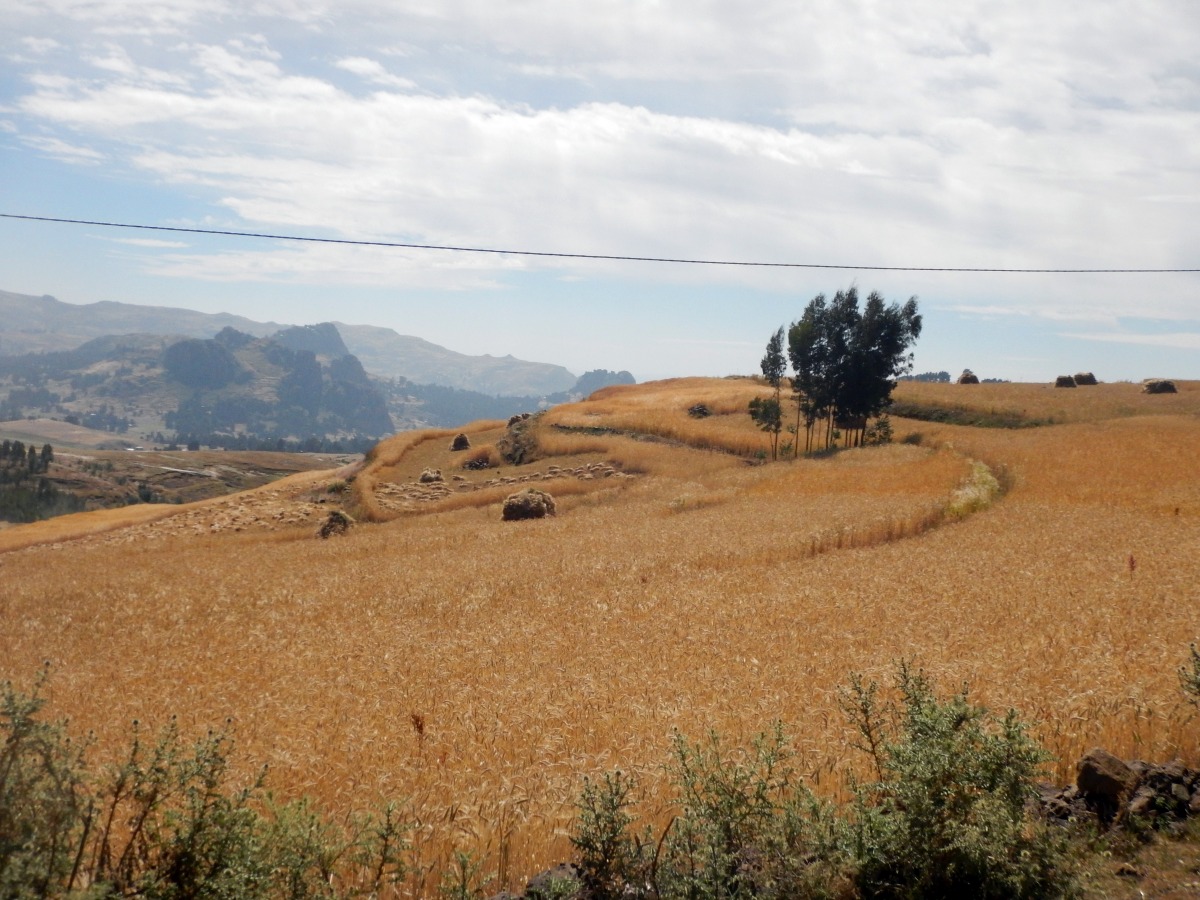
xmin=316 ymin=510 xmax=354 ymax=538
xmin=501 ymin=488 xmax=556 ymax=521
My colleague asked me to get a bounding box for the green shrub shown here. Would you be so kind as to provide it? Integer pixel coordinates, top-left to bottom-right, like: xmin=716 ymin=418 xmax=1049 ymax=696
xmin=0 ymin=672 xmax=409 ymax=899
xmin=658 ymin=724 xmax=842 ymax=900
xmin=0 ymin=667 xmax=89 ymax=899
xmin=438 ymin=849 xmax=491 ymax=900
xmin=571 ymin=770 xmax=644 ymax=900
xmin=840 ymin=664 xmax=1075 ymax=899
xmin=863 ymin=417 xmax=893 ymax=446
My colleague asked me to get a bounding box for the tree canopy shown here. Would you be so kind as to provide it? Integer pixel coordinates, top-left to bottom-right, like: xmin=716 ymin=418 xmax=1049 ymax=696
xmin=749 ymin=327 xmax=787 ymax=459
xmin=784 ymin=287 xmax=921 ymax=451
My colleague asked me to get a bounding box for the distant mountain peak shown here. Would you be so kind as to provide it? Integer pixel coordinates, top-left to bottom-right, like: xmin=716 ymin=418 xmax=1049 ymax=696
xmin=270 ymin=323 xmax=350 ymax=359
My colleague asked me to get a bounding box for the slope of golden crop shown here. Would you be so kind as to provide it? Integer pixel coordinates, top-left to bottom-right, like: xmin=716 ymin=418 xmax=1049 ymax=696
xmin=894 ymin=378 xmax=1200 ymax=424
xmin=3 ymin=378 xmax=1200 ymax=895
xmin=0 ymin=464 xmax=353 ymax=553
xmin=545 ymin=376 xmax=776 ymax=456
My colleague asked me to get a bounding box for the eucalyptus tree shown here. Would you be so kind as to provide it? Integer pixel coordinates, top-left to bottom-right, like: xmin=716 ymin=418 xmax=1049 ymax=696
xmin=750 ymin=327 xmax=787 ymax=459
xmin=784 ymin=287 xmax=921 ymax=451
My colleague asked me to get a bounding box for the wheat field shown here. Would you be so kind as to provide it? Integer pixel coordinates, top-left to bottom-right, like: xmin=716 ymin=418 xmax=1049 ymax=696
xmin=3 ymin=378 xmax=1199 ymax=895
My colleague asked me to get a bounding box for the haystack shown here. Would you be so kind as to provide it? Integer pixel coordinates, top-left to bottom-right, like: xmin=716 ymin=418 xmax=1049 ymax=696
xmin=1054 ymin=375 xmax=1076 ymax=388
xmin=419 ymin=468 xmax=444 ymax=483
xmin=501 ymin=488 xmax=556 ymax=521
xmin=1074 ymin=372 xmax=1098 ymax=385
xmin=316 ymin=510 xmax=354 ymax=539
xmin=957 ymin=369 xmax=980 ymax=385
xmin=1143 ymin=379 xmax=1178 ymax=394
xmin=449 ymin=433 xmax=471 ymax=451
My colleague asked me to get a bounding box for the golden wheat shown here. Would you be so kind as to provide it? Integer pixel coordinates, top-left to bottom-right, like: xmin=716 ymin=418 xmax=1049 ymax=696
xmin=895 ymin=378 xmax=1200 ymax=423
xmin=3 ymin=379 xmax=1199 ymax=895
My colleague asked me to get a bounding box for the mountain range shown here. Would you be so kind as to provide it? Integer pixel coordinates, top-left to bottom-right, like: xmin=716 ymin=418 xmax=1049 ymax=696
xmin=0 ymin=290 xmax=635 ymax=449
xmin=0 ymin=291 xmax=578 ymax=397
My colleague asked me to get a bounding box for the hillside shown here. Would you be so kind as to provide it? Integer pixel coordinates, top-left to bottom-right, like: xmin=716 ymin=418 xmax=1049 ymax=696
xmin=0 ymin=290 xmax=281 ymax=355
xmin=2 ymin=378 xmax=1198 ymax=895
xmin=337 ymin=322 xmax=577 ymax=396
xmin=0 ymin=290 xmax=581 ymax=396
xmin=0 ymin=327 xmax=393 ymax=451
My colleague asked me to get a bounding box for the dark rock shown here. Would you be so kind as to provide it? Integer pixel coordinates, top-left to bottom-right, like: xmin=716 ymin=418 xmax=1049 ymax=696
xmin=1126 ymin=786 xmax=1158 ymax=821
xmin=524 ymin=863 xmax=581 ymax=899
xmin=1189 ymin=791 xmax=1200 ymax=817
xmin=1054 ymin=375 xmax=1077 ymax=388
xmin=1127 ymin=759 xmax=1152 ymax=779
xmin=1078 ymin=748 xmax=1137 ymax=801
xmin=450 ymin=433 xmax=472 ymax=451
xmin=1037 ymin=782 xmax=1089 ymax=824
xmin=687 ymin=403 xmax=711 ymax=418
xmin=1143 ymin=379 xmax=1177 ymax=394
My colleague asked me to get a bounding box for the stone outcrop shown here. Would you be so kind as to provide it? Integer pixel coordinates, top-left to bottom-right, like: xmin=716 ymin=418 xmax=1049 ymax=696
xmin=1041 ymin=748 xmax=1200 ymax=831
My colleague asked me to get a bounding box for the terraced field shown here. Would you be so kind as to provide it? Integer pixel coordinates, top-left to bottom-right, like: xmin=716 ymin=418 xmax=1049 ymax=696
xmin=2 ymin=377 xmax=1199 ymax=895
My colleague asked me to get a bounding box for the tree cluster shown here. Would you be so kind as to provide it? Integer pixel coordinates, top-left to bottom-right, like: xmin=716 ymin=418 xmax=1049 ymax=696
xmin=163 ymin=338 xmax=247 ymax=390
xmin=753 ymin=287 xmax=922 ymax=457
xmin=0 ymin=441 xmax=81 ymax=523
xmin=0 ymin=439 xmax=53 ymax=479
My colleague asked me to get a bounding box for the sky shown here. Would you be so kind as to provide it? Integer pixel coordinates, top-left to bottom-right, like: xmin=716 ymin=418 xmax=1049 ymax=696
xmin=1 ymin=1 xmax=1198 ymax=384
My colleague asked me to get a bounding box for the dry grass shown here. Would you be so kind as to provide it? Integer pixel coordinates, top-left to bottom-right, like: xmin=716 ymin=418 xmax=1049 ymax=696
xmin=894 ymin=378 xmax=1200 ymax=425
xmin=0 ymin=466 xmax=345 ymax=553
xmin=3 ymin=378 xmax=1200 ymax=895
xmin=544 ymin=377 xmax=777 ymax=457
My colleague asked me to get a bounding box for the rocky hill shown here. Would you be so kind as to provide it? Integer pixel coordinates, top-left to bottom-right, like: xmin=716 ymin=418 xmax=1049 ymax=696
xmin=0 ymin=327 xmax=393 ymax=450
xmin=0 ymin=290 xmax=578 ymax=397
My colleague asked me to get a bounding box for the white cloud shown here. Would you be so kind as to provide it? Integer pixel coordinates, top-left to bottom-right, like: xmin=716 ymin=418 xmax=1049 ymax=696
xmin=20 ymin=37 xmax=61 ymax=54
xmin=334 ymin=57 xmax=415 ymax=89
xmin=1065 ymin=331 xmax=1200 ymax=350
xmin=104 ymin=237 xmax=189 ymax=248
xmin=4 ymin=1 xmax=1199 ymax=322
xmin=20 ymin=135 xmax=105 ymax=164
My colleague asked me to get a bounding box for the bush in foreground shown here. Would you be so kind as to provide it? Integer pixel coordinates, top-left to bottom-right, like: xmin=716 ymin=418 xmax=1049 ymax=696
xmin=571 ymin=666 xmax=1075 ymax=899
xmin=841 ymin=664 xmax=1073 ymax=899
xmin=0 ymin=665 xmax=1082 ymax=899
xmin=0 ymin=669 xmax=407 ymax=899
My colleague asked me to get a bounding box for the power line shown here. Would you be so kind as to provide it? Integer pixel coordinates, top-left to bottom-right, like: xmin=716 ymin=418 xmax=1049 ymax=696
xmin=3 ymin=212 xmax=1197 ymax=274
